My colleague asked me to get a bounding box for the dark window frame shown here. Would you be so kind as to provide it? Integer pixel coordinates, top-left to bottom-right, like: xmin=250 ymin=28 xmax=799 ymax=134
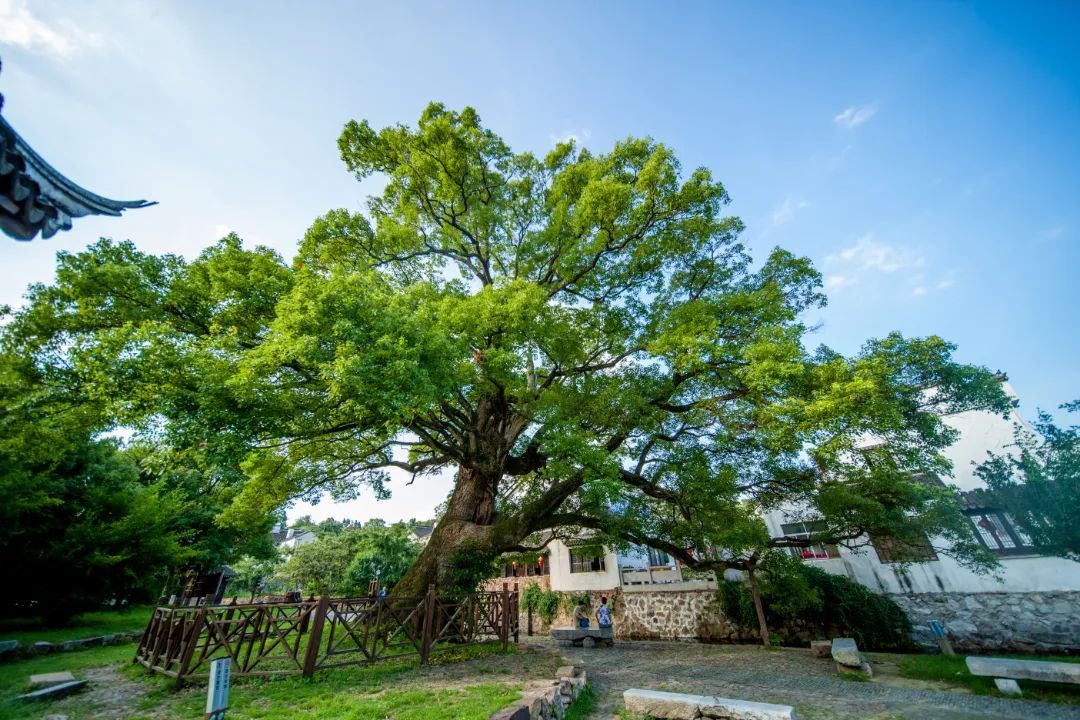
xmin=964 ymin=509 xmax=1036 ymax=556
xmin=871 ymin=533 xmax=938 ymax=564
xmin=569 ymin=550 xmax=606 ymax=573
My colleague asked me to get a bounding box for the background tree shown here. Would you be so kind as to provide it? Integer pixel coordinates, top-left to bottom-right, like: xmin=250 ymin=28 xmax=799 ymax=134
xmin=341 ymin=522 xmax=421 ymax=593
xmin=976 ymin=401 xmax=1079 ymax=560
xmin=230 ymin=553 xmax=282 ymax=598
xmin=0 ymin=351 xmax=186 ymax=622
xmin=3 ymin=105 xmax=1010 ymax=598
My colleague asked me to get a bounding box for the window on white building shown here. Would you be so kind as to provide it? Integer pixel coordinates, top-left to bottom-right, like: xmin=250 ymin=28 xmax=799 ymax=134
xmin=964 ymin=510 xmax=1035 ymax=555
xmin=646 ymin=548 xmax=671 ymax=566
xmin=780 ymin=521 xmax=839 ymax=559
xmin=569 ymin=550 xmax=606 ymax=573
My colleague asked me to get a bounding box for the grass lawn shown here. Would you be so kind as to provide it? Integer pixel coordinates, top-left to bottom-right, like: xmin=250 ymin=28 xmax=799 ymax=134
xmin=893 ymin=653 xmax=1080 ymax=705
xmin=0 ymin=640 xmax=550 ymax=720
xmin=0 ymin=605 xmax=154 ymax=644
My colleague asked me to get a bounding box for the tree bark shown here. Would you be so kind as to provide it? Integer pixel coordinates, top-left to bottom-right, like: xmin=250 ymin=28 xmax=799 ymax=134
xmin=746 ymin=565 xmax=771 ymax=648
xmin=391 ymin=464 xmax=503 ymax=596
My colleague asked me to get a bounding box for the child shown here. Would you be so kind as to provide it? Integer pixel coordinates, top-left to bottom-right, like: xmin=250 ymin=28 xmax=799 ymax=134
xmin=573 ymin=598 xmax=590 ymax=628
xmin=596 ymin=596 xmax=612 ymax=629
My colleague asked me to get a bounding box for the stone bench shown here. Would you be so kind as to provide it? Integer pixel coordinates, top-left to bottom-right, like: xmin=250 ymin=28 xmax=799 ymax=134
xmin=966 ymin=656 xmax=1080 ymax=697
xmin=550 ymin=626 xmax=614 ymax=648
xmin=831 ymin=637 xmax=872 ymax=678
xmin=623 ymin=689 xmax=796 ymax=719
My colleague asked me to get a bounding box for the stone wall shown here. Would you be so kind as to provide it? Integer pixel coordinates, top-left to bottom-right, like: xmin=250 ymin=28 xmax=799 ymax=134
xmin=889 ymin=591 xmax=1080 ymax=654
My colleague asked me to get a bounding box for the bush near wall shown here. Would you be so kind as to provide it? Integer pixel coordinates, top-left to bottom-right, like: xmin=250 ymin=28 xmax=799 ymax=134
xmin=719 ymin=565 xmax=913 ymax=651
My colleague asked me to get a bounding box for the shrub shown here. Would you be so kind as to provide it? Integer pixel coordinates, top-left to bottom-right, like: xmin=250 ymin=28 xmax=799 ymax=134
xmin=717 ymin=563 xmax=912 ymax=651
xmin=520 ymin=585 xmax=561 ymax=624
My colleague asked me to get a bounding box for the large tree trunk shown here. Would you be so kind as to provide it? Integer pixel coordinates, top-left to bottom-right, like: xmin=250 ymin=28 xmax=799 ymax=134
xmin=392 ymin=464 xmax=504 ymax=597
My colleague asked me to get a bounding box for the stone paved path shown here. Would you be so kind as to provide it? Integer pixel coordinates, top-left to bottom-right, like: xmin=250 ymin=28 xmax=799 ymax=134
xmin=526 ymin=638 xmax=1080 ymax=720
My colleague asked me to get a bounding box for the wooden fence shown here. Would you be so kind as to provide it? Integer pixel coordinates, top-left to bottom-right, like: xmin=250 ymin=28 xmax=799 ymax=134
xmin=134 ymin=584 xmax=519 ymax=686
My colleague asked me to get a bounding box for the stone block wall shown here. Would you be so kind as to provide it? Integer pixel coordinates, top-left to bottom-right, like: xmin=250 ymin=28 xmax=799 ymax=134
xmin=890 ymin=591 xmax=1080 ymax=654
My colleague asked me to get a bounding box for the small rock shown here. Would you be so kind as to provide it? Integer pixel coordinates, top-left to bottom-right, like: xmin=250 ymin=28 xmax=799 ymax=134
xmin=994 ymin=678 xmax=1022 ymax=697
xmin=582 ymin=636 xmax=596 ymax=648
xmin=810 ymin=640 xmax=831 ymax=658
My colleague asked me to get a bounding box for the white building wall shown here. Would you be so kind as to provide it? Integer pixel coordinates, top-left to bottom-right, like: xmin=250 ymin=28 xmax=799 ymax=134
xmin=763 ymin=383 xmax=1080 ymax=596
xmin=546 ymin=539 xmax=621 ymax=592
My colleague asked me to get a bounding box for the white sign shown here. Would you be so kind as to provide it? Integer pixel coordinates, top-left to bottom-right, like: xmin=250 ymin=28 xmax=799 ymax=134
xmin=205 ymin=658 xmax=231 ymax=719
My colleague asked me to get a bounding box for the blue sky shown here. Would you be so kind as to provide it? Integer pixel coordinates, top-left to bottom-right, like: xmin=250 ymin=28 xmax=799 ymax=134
xmin=1 ymin=1 xmax=1076 ymax=523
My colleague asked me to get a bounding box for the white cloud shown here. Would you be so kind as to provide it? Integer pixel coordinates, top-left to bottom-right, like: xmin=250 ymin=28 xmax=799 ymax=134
xmin=550 ymin=128 xmax=591 ymax=147
xmin=770 ymin=197 xmax=810 ymax=226
xmin=833 ymin=105 xmax=877 ymax=129
xmin=828 ymin=234 xmax=923 ymax=273
xmin=825 ymin=275 xmax=853 ymax=291
xmin=0 ymin=0 xmax=101 ymax=57
xmin=214 ymin=224 xmax=233 ymax=238
xmin=912 ymin=286 xmax=927 ymax=296
xmin=936 ymin=277 xmax=955 ymax=290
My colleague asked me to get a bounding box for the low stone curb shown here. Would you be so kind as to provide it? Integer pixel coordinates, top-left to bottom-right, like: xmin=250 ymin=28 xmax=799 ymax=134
xmin=0 ymin=631 xmax=144 ymax=661
xmin=490 ymin=662 xmax=588 ymax=719
xmin=623 ymin=688 xmax=797 ymax=719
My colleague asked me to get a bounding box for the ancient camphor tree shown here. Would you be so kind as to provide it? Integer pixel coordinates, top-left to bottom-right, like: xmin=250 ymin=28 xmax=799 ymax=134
xmin=8 ymin=104 xmax=1008 ymax=600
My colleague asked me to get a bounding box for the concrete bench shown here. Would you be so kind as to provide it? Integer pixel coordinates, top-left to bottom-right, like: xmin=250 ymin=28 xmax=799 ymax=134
xmin=550 ymin=626 xmax=614 ymax=648
xmin=623 ymin=689 xmax=796 ymax=719
xmin=966 ymin=656 xmax=1080 ymax=696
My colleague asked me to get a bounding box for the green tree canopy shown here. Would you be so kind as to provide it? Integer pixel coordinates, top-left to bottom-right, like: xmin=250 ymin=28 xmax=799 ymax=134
xmin=4 ymin=104 xmax=1010 ymax=595
xmin=976 ymin=401 xmax=1079 ymax=561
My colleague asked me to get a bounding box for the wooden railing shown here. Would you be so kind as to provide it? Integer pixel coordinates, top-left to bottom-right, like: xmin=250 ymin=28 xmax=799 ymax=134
xmin=135 ymin=584 xmax=519 ymax=686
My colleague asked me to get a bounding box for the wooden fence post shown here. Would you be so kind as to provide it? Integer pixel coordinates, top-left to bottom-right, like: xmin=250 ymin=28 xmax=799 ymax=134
xmin=512 ymin=583 xmax=519 ymax=643
xmin=174 ymin=601 xmax=208 ymax=688
xmin=500 ymin=582 xmax=510 ymax=652
xmin=301 ymin=596 xmax=330 ymax=679
xmin=419 ymin=584 xmax=437 ymax=665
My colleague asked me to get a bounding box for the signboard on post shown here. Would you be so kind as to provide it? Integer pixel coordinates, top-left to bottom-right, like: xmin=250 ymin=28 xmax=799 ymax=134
xmin=205 ymin=657 xmax=230 ymax=719
xmin=927 ymin=620 xmax=955 ymax=656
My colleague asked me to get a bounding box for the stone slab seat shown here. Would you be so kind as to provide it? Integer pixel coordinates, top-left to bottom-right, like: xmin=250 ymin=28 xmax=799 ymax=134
xmin=966 ymin=656 xmax=1080 ymax=686
xmin=623 ymin=689 xmax=796 ymax=720
xmin=830 ymin=637 xmax=872 ymax=678
xmin=550 ymin=627 xmax=614 ymax=647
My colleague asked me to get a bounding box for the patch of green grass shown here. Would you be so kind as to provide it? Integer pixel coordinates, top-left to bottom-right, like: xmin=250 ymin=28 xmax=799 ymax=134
xmin=0 ymin=639 xmax=524 ymax=720
xmin=838 ymin=670 xmax=871 ymax=682
xmin=563 ymin=684 xmax=596 ymax=720
xmin=129 ymin=679 xmax=522 ymax=720
xmin=896 ymin=654 xmax=1080 ymax=705
xmin=0 ymin=644 xmax=134 ymax=720
xmin=0 ymin=606 xmax=154 ymax=644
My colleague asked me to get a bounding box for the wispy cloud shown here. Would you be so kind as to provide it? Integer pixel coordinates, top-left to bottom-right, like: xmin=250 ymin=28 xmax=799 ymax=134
xmin=833 ymin=105 xmax=877 ymax=129
xmin=828 ymin=234 xmax=923 ymax=273
xmin=550 ymin=128 xmax=592 ymax=147
xmin=1042 ymin=226 xmax=1064 ymax=240
xmin=823 ymin=234 xmax=933 ymax=295
xmin=0 ymin=0 xmax=102 ymax=57
xmin=770 ymin=197 xmax=810 ymax=226
xmin=825 ymin=275 xmax=853 ymax=291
